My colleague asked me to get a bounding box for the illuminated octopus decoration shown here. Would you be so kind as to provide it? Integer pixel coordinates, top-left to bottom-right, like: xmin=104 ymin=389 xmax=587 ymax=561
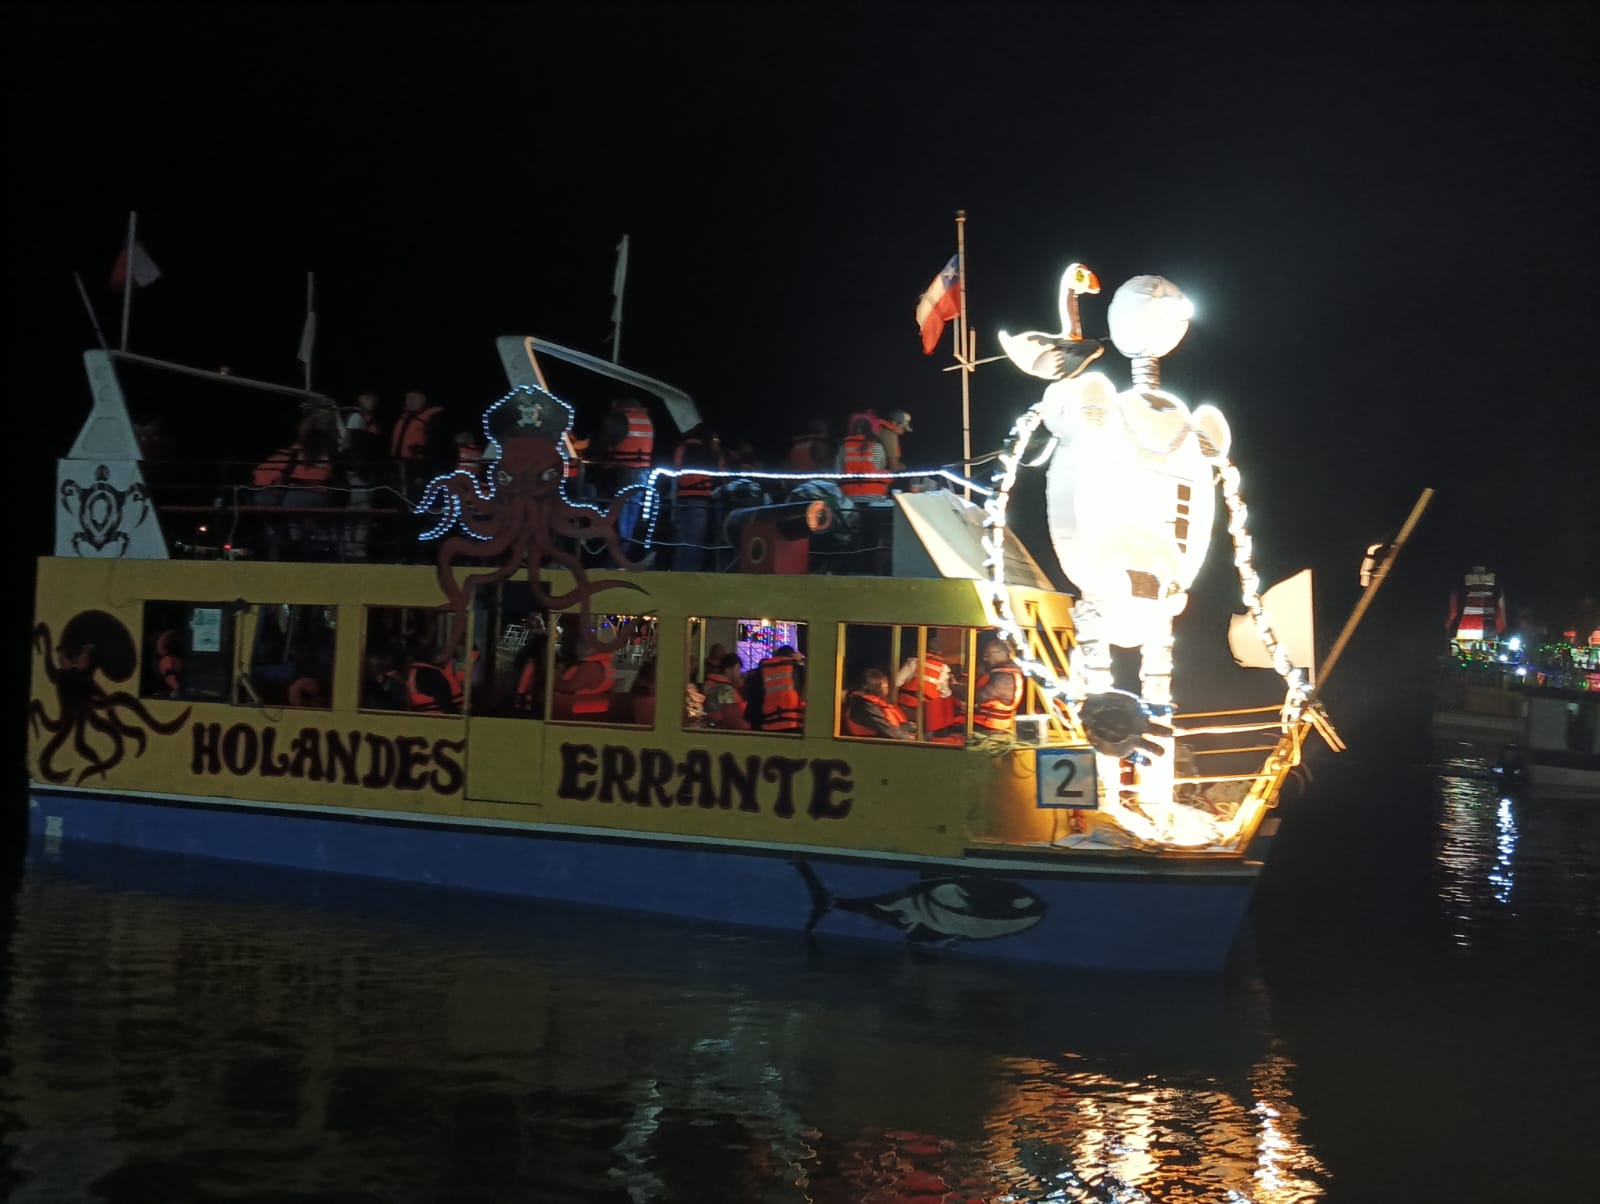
xmin=417 ymin=384 xmax=646 ymax=655
xmin=29 ymin=609 xmax=191 ymax=784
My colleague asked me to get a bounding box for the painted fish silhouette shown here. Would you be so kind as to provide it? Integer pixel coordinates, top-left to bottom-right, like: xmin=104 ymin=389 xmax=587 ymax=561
xmin=793 ymin=860 xmax=1046 ymax=944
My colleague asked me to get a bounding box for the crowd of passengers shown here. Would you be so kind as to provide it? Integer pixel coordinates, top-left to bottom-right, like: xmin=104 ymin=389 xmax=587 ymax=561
xmin=186 ymin=388 xmax=926 ymax=562
xmin=349 ymin=622 xmax=1027 ymax=741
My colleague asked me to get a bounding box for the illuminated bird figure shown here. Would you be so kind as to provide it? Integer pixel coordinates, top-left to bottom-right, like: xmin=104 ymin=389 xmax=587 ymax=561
xmin=998 ymin=263 xmax=1105 ymax=382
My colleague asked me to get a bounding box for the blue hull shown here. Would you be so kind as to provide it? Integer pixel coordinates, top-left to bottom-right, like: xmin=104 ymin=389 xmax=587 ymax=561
xmin=27 ymin=789 xmax=1260 ymax=973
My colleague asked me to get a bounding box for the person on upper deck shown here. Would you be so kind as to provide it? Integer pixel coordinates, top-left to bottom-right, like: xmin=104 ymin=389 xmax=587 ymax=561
xmin=972 ymin=635 xmax=1025 ymax=735
xmin=390 ymin=390 xmax=446 ymax=495
xmin=838 ymin=415 xmax=889 ymax=497
xmin=875 ymin=409 xmax=913 ymax=472
xmin=340 ymin=392 xmax=384 ymax=561
xmin=671 ymin=425 xmax=723 ymax=571
xmin=594 ymin=397 xmax=654 ymax=553
xmin=788 ymin=417 xmax=835 ymax=474
xmin=844 ymin=668 xmax=916 ymax=740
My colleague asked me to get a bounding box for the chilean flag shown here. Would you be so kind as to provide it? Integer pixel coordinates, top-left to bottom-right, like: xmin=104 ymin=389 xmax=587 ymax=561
xmin=916 ymin=255 xmax=961 ymax=355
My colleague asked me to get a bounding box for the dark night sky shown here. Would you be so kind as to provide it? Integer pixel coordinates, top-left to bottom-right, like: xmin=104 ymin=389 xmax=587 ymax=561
xmin=8 ymin=2 xmax=1597 ymax=629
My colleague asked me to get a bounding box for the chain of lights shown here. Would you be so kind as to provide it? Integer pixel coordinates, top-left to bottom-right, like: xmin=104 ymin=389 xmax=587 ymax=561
xmin=977 ymin=402 xmax=1080 ymax=730
xmin=414 ymin=384 xmax=624 ymax=542
xmin=1216 ymin=460 xmax=1310 ymax=712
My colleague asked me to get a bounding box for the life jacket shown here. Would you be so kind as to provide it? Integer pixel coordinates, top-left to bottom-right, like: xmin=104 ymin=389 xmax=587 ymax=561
xmin=759 ymin=654 xmax=804 ymax=731
xmin=286 ymin=451 xmax=332 ymax=490
xmin=703 ymin=671 xmax=749 ymax=729
xmin=787 ymin=434 xmax=831 ymax=472
xmin=973 ymin=663 xmax=1025 ymax=731
xmin=608 ymin=403 xmax=654 ymax=468
xmin=560 ymin=651 xmax=616 ymax=716
xmin=391 ymin=406 xmax=443 ymax=461
xmin=253 ymin=446 xmax=298 ymax=488
xmin=843 ymin=690 xmax=911 ymax=738
xmin=408 ymin=660 xmax=463 ymax=713
xmin=897 ymin=654 xmax=956 ymax=733
xmin=840 ymin=434 xmax=888 ymax=497
xmin=673 ymin=436 xmax=720 ymax=500
xmin=514 ymin=658 xmax=538 ymax=709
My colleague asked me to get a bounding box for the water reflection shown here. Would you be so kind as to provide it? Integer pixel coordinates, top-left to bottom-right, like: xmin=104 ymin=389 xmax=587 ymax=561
xmin=1433 ymin=742 xmax=1600 ymax=953
xmin=2 ymin=845 xmax=1325 ymax=1202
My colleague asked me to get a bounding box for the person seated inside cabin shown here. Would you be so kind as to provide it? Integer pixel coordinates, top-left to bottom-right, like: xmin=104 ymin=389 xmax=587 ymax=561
xmin=971 ymin=634 xmax=1025 ymax=736
xmin=750 ymin=644 xmax=805 ymax=733
xmin=843 ymin=668 xmax=916 ymax=740
xmin=406 ymin=642 xmax=464 ymax=716
xmin=154 ymin=630 xmax=185 ymax=698
xmin=630 ymin=661 xmax=658 ymax=727
xmin=894 ymin=631 xmax=959 ymax=739
xmin=702 ymin=653 xmax=750 ymax=730
xmin=362 ymin=651 xmax=410 ymax=712
xmin=553 ymin=643 xmax=617 ymax=720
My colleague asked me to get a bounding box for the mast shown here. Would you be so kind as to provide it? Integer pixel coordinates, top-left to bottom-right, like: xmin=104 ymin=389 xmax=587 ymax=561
xmin=119 ymin=211 xmax=137 ymax=351
xmin=611 ymin=233 xmax=630 ymax=364
xmin=955 ymin=210 xmax=973 ymax=497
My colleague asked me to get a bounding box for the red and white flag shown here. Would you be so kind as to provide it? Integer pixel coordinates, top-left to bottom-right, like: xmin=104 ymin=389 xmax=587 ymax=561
xmin=915 ymin=255 xmax=961 ymax=355
xmin=110 ymin=241 xmax=161 ymax=289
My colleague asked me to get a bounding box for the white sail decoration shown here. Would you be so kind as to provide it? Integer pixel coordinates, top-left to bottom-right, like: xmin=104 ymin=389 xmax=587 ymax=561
xmin=1229 ymin=569 xmax=1315 ymax=680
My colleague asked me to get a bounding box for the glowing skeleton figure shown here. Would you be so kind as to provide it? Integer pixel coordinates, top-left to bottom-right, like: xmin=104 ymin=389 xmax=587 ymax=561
xmin=1013 ymin=274 xmax=1230 ymax=816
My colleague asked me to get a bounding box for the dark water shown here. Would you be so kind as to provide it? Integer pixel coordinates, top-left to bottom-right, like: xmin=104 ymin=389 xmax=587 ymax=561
xmin=3 ymin=726 xmax=1597 ymax=1203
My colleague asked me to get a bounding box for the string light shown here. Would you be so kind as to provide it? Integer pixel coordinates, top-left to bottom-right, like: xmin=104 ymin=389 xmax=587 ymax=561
xmin=414 ymin=384 xmax=626 ymax=542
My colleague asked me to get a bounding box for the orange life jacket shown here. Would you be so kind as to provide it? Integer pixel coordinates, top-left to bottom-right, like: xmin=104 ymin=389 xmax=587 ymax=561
xmin=843 ymin=690 xmax=911 ymax=738
xmin=391 ymin=406 xmax=443 ymax=460
xmin=897 ymin=653 xmax=957 ymax=732
xmin=608 ymin=403 xmax=654 ymax=468
xmin=973 ymin=663 xmax=1025 ymax=731
xmin=702 ymin=671 xmax=749 ymax=729
xmin=560 ymin=651 xmax=616 ymax=716
xmin=253 ymin=446 xmax=297 ymax=488
xmin=408 ymin=660 xmax=463 ymax=713
xmin=759 ymin=654 xmax=804 ymax=731
xmin=673 ymin=436 xmax=720 ymax=499
xmin=840 ymin=434 xmax=888 ymax=496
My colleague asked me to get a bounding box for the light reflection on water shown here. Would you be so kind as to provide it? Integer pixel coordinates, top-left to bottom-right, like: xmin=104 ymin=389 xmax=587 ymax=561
xmin=0 ymin=847 xmax=1326 ymax=1204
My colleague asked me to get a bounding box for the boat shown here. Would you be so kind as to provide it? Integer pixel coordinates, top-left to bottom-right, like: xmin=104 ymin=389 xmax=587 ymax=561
xmin=1500 ymin=685 xmax=1600 ymax=798
xmin=27 ymin=268 xmax=1351 ymax=973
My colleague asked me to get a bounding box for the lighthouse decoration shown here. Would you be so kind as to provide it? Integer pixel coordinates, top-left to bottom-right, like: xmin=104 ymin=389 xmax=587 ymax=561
xmin=1000 ymin=272 xmax=1231 ymax=815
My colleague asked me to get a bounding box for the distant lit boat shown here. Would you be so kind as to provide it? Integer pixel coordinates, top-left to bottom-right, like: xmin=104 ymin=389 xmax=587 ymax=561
xmin=27 ymin=269 xmax=1358 ymax=973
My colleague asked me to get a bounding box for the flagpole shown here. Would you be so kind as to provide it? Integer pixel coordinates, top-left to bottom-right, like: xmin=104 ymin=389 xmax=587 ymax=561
xmin=955 ymin=209 xmax=973 ymax=498
xmin=119 ymin=210 xmax=137 ymax=351
xmin=304 ymin=271 xmax=315 ymax=392
xmin=73 ymin=271 xmax=110 ymax=350
xmin=611 ymin=233 xmax=630 ymax=364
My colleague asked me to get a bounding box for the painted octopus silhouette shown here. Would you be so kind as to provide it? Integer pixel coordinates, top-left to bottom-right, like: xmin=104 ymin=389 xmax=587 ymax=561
xmin=30 ymin=610 xmax=191 ymax=784
xmin=419 ymin=389 xmax=644 ymax=656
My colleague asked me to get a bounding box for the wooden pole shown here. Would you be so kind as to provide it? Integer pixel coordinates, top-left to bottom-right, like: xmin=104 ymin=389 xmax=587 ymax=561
xmin=955 ymin=210 xmax=972 ymax=499
xmin=119 ymin=211 xmax=137 ymax=351
xmin=1307 ymin=487 xmax=1434 ymax=705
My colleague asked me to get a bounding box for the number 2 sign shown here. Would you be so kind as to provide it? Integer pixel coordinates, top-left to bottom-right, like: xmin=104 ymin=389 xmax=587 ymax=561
xmin=1035 ymin=749 xmax=1098 ymax=809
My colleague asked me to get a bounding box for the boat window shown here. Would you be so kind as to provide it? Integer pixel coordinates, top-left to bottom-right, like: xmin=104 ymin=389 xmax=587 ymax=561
xmin=551 ymin=613 xmax=658 ymax=727
xmin=359 ymin=605 xmax=468 ymax=717
xmin=468 ymin=583 xmax=550 ymax=720
xmin=837 ymin=624 xmax=982 ymax=744
xmin=236 ymin=604 xmax=335 ymax=710
xmin=140 ymin=600 xmax=235 ymax=702
xmin=683 ymin=617 xmax=809 ymax=734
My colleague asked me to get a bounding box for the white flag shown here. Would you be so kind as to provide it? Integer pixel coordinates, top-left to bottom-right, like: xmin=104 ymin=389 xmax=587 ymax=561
xmin=611 ymin=234 xmax=630 ymax=325
xmin=1229 ymin=569 xmax=1316 ymax=679
xmin=110 ymin=241 xmax=161 ymax=289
